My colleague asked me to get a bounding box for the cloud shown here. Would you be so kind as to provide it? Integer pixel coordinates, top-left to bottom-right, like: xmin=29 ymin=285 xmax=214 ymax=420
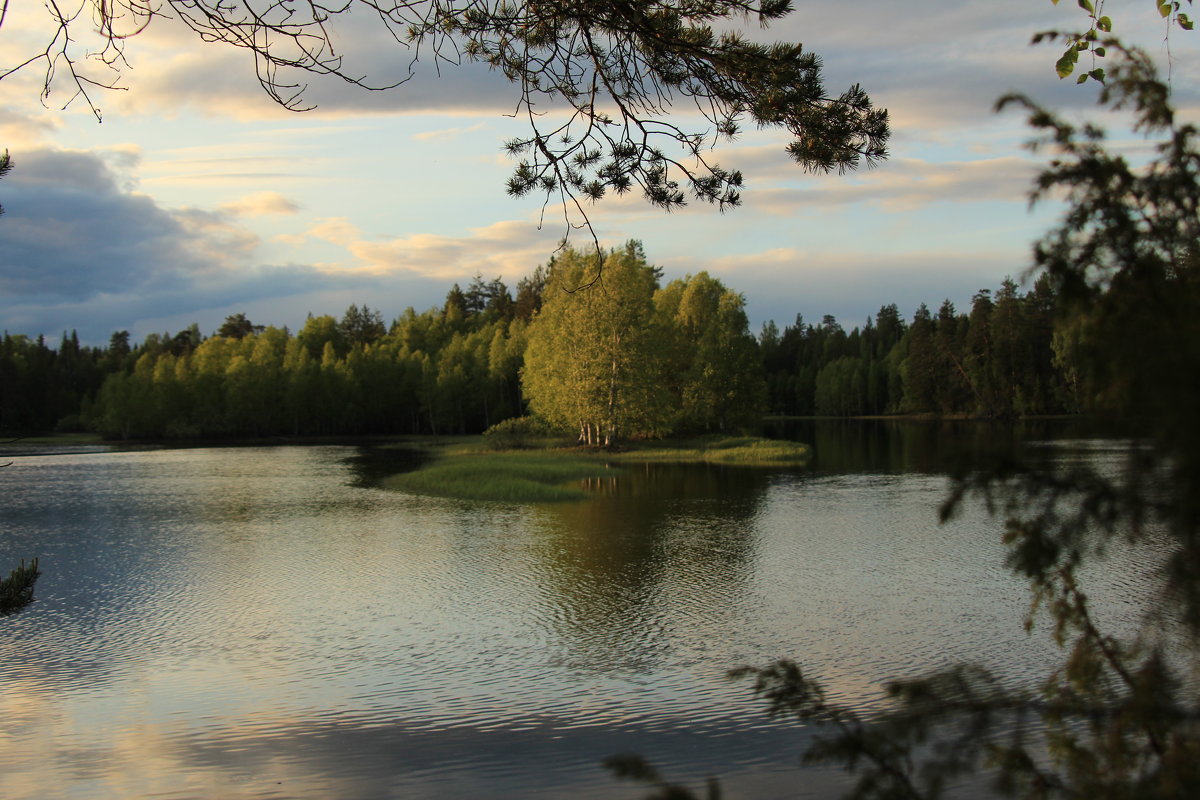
xmin=297 ymin=217 xmax=557 ymax=281
xmin=3 ymin=0 xmax=1193 ymax=348
xmin=91 ymin=12 xmax=519 ymax=122
xmin=0 ymin=143 xmax=556 ymax=342
xmin=307 ymin=218 xmax=362 ymax=247
xmin=0 ymin=107 xmax=59 ymax=148
xmin=6 ymin=147 xmax=137 ymax=194
xmin=412 ymin=123 xmax=488 ymax=142
xmin=0 ymin=145 xmax=262 ymax=306
xmin=746 ymin=156 xmax=1039 ymax=214
xmin=136 ymin=141 xmax=331 ymax=192
xmin=218 ymin=191 xmax=301 ymax=217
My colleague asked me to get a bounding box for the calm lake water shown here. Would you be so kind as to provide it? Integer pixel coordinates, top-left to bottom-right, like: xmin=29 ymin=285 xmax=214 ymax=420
xmin=0 ymin=422 xmax=1164 ymax=799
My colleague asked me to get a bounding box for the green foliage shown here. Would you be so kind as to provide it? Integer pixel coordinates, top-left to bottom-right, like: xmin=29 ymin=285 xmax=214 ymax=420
xmin=339 ymin=304 xmax=386 ymax=348
xmin=760 ymin=279 xmax=1071 ymax=420
xmin=1045 ymin=0 xmax=1193 ymax=84
xmin=523 ymin=245 xmax=767 ymax=446
xmin=481 ymin=415 xmax=558 ymax=450
xmin=522 ymin=243 xmax=673 ymax=446
xmin=0 ymin=558 xmax=40 ymax=616
xmin=2 ymin=263 xmax=1098 ymax=440
xmin=383 ymin=451 xmax=617 ymax=502
xmin=0 ymin=331 xmax=107 ymax=434
xmin=814 ymin=357 xmax=868 ymax=416
xmin=656 ymin=273 xmax=768 ymax=433
xmin=610 ymin=436 xmax=810 ymax=467
xmin=79 ymin=298 xmax=531 ymax=439
xmin=216 ymin=313 xmax=263 ymax=339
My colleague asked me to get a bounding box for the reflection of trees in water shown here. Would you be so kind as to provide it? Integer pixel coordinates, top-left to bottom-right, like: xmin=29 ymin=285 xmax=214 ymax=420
xmin=341 ymin=445 xmax=428 ymax=489
xmin=529 ymin=463 xmax=772 ymax=674
xmin=764 ymin=418 xmax=1124 ymax=475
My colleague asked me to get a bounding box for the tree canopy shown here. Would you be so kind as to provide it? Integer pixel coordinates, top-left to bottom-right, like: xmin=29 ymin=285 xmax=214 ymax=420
xmin=522 ymin=242 xmax=671 ymax=446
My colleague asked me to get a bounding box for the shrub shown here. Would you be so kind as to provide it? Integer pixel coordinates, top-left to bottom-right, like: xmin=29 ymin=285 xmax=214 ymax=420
xmin=482 ymin=416 xmax=555 ymax=450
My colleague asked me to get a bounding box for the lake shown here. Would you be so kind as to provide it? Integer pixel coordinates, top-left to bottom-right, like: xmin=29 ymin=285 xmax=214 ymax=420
xmin=0 ymin=421 xmax=1162 ymax=799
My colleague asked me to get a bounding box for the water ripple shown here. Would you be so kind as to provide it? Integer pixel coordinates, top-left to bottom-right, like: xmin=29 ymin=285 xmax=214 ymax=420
xmin=0 ymin=442 xmax=1177 ymax=799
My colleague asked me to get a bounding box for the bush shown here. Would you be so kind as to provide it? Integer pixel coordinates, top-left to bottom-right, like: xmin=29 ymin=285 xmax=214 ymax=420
xmin=53 ymin=413 xmax=88 ymax=433
xmin=482 ymin=416 xmax=556 ymax=450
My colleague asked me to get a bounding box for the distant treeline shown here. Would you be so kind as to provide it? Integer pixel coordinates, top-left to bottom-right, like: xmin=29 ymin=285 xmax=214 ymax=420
xmin=0 ymin=264 xmax=1080 ymax=440
xmin=762 ymin=275 xmax=1070 ymax=418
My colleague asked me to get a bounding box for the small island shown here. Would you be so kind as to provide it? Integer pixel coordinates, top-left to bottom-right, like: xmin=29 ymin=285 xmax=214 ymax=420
xmin=382 ymin=434 xmax=810 ymax=502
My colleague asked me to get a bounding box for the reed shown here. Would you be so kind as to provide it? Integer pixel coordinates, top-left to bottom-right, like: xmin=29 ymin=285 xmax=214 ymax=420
xmin=0 ymin=558 xmax=41 ymax=615
xmin=609 ymin=436 xmax=810 ymax=466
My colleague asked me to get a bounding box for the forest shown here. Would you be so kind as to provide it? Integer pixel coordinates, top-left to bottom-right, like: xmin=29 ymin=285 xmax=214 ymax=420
xmin=0 ymin=242 xmax=1078 ymax=442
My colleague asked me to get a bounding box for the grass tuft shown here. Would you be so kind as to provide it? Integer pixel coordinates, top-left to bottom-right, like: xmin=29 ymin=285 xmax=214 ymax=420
xmin=382 ymin=452 xmax=618 ymax=502
xmin=608 ymin=436 xmax=810 ymax=466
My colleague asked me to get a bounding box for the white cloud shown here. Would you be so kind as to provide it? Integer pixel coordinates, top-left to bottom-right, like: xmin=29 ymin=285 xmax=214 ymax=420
xmin=336 ymin=219 xmax=555 ymax=280
xmin=745 ymin=156 xmax=1039 ymax=214
xmin=218 ymin=191 xmax=301 ymax=217
xmin=307 ymin=218 xmax=362 ymax=247
xmin=412 ymin=123 xmax=488 ymax=142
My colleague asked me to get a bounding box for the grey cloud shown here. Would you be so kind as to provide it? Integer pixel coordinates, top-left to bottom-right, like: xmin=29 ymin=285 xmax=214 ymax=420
xmin=0 ymin=144 xmax=510 ymax=343
xmin=1 ymin=256 xmax=454 ymax=345
xmin=0 ymin=149 xmax=232 ymax=302
xmin=772 ymin=0 xmax=1166 ymax=131
xmin=744 ymin=156 xmax=1039 ymax=213
xmin=9 ymin=148 xmax=130 ymax=193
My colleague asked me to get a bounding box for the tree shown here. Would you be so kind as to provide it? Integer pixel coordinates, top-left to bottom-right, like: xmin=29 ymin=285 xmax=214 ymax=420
xmin=338 ymin=304 xmax=387 ymax=349
xmin=6 ymin=1 xmax=888 ymax=232
xmin=522 ymin=242 xmax=669 ymax=446
xmin=296 ymin=314 xmax=347 ymax=361
xmin=898 ymin=304 xmax=936 ymax=413
xmin=656 ymin=272 xmax=766 ymax=432
xmin=217 ymin=313 xmax=264 ymax=340
xmin=612 ymin=39 xmax=1200 ymax=800
xmin=1045 ymin=0 xmax=1194 ymax=85
xmin=514 ymin=264 xmax=548 ymax=321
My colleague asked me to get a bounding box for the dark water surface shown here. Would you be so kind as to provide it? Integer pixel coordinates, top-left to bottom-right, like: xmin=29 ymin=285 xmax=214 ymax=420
xmin=0 ymin=423 xmax=1161 ymax=799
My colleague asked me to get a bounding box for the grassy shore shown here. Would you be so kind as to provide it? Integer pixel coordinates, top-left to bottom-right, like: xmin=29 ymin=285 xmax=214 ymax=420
xmin=383 ymin=435 xmax=809 ymax=502
xmin=607 ymin=435 xmax=810 ymax=466
xmin=1 ymin=432 xmax=106 ymax=445
xmin=382 ymin=450 xmax=617 ymax=502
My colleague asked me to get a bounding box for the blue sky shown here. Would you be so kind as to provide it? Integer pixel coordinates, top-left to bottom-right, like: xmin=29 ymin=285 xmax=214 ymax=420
xmin=1 ymin=1 xmax=1196 ymax=345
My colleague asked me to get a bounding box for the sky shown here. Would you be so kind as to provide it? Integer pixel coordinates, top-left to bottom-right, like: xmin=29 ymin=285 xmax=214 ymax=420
xmin=1 ymin=1 xmax=1197 ymax=346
